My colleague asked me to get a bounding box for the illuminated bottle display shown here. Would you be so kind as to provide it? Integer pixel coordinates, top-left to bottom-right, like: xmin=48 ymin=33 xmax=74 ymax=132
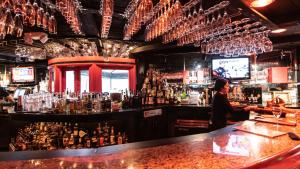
xmin=10 ymin=122 xmax=128 ymax=151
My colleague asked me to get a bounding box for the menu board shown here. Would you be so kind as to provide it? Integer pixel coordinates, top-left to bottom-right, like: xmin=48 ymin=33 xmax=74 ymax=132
xmin=12 ymin=67 xmax=35 ymax=83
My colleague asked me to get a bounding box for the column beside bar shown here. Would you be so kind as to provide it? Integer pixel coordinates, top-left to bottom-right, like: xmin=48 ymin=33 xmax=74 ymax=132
xmin=54 ymin=65 xmax=62 ymax=93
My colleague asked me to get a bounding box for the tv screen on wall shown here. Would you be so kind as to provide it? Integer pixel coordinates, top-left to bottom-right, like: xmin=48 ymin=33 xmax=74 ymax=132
xmin=211 ymin=57 xmax=251 ymax=80
xmin=12 ymin=66 xmax=35 ymax=83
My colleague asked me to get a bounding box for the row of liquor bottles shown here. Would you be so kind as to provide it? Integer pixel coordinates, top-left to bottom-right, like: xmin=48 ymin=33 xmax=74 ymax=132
xmin=10 ymin=122 xmax=128 ymax=151
xmin=142 ymin=68 xmax=190 ymax=105
xmin=20 ymin=90 xmax=188 ymax=114
xmin=20 ymin=91 xmax=143 ymax=113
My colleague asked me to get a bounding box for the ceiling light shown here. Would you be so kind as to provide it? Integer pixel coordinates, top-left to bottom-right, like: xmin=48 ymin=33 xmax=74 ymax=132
xmin=271 ymin=28 xmax=287 ymax=33
xmin=251 ymin=0 xmax=275 ymax=8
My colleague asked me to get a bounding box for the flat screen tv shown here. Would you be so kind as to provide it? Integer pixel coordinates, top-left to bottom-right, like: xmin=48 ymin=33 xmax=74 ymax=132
xmin=211 ymin=57 xmax=250 ymax=80
xmin=12 ymin=66 xmax=35 ymax=83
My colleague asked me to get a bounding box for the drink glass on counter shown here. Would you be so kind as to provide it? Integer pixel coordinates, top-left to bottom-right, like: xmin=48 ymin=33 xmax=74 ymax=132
xmin=272 ymin=106 xmax=282 ymax=127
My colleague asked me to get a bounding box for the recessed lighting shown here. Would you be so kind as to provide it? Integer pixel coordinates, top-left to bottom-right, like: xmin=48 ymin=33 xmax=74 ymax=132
xmin=271 ymin=28 xmax=287 ymax=33
xmin=251 ymin=0 xmax=275 ymax=8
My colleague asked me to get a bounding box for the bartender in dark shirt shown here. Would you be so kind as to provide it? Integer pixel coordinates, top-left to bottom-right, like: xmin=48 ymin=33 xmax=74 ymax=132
xmin=0 ymin=87 xmax=14 ymax=102
xmin=210 ymin=78 xmax=252 ymax=130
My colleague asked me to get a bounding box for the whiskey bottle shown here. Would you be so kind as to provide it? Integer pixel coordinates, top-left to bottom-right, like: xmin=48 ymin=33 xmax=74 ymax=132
xmin=77 ymin=137 xmax=83 ymax=149
xmin=110 ymin=126 xmax=115 ymax=145
xmin=62 ymin=129 xmax=69 ymax=148
xmin=96 ymin=123 xmax=102 ymax=134
xmin=99 ymin=132 xmax=104 ymax=147
xmin=122 ymin=132 xmax=128 ymax=143
xmin=103 ymin=123 xmax=109 ymax=145
xmin=117 ymin=132 xmax=122 ymax=144
xmin=84 ymin=130 xmax=91 ymax=148
xmin=69 ymin=100 xmax=75 ymax=114
xmin=106 ymin=96 xmax=112 ymax=112
xmin=65 ymin=99 xmax=70 ymax=114
xmin=76 ymin=95 xmax=81 ymax=114
xmin=91 ymin=130 xmax=98 ymax=148
xmin=93 ymin=94 xmax=100 ymax=112
xmin=73 ymin=123 xmax=78 ymax=136
xmin=86 ymin=94 xmax=93 ymax=112
xmin=68 ymin=134 xmax=75 ymax=149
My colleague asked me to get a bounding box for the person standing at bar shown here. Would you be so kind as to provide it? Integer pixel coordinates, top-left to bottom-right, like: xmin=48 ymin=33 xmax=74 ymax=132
xmin=210 ymin=78 xmax=252 ymax=130
xmin=0 ymin=86 xmax=13 ymax=102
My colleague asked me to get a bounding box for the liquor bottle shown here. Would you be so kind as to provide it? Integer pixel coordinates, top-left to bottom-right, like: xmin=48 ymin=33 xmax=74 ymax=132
xmin=106 ymin=96 xmax=112 ymax=112
xmin=63 ymin=128 xmax=69 ymax=148
xmin=96 ymin=123 xmax=101 ymax=135
xmin=84 ymin=130 xmax=91 ymax=148
xmin=93 ymin=94 xmax=100 ymax=113
xmin=81 ymin=95 xmax=87 ymax=114
xmin=117 ymin=132 xmax=122 ymax=144
xmin=103 ymin=123 xmax=109 ymax=146
xmin=69 ymin=100 xmax=75 ymax=114
xmin=73 ymin=123 xmax=79 ymax=137
xmin=141 ymin=88 xmax=147 ymax=106
xmin=86 ymin=94 xmax=93 ymax=112
xmin=65 ymin=99 xmax=70 ymax=114
xmin=77 ymin=137 xmax=83 ymax=149
xmin=76 ymin=95 xmax=81 ymax=114
xmin=68 ymin=134 xmax=75 ymax=149
xmin=99 ymin=132 xmax=104 ymax=147
xmin=91 ymin=130 xmax=98 ymax=148
xmin=122 ymin=132 xmax=128 ymax=143
xmin=101 ymin=94 xmax=106 ymax=111
xmin=122 ymin=89 xmax=129 ymax=109
xmin=129 ymin=90 xmax=133 ymax=108
xmin=110 ymin=126 xmax=115 ymax=145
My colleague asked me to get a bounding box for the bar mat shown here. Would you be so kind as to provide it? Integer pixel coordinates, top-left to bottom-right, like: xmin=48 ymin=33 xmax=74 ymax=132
xmin=253 ymin=117 xmax=297 ymax=126
xmin=234 ymin=121 xmax=288 ymax=138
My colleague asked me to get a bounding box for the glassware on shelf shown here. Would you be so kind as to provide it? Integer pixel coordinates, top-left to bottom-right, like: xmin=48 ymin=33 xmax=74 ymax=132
xmin=55 ymin=0 xmax=83 ymax=35
xmin=124 ymin=0 xmax=153 ymax=40
xmin=100 ymin=0 xmax=114 ymax=38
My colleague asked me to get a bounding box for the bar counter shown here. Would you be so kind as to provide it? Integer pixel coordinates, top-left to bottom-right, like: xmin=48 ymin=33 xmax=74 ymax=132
xmin=0 ymin=119 xmax=300 ymax=169
xmin=1 ymin=105 xmax=211 ymax=121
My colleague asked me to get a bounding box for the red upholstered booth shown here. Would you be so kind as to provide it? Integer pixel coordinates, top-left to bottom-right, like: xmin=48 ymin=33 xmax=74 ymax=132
xmin=48 ymin=56 xmax=136 ymax=93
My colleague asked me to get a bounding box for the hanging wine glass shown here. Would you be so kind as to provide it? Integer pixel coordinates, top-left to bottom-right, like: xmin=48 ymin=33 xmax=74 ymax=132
xmin=23 ymin=0 xmax=33 ymax=26
xmin=43 ymin=8 xmax=49 ymax=30
xmin=0 ymin=7 xmax=7 ymax=39
xmin=31 ymin=0 xmax=39 ymax=26
xmin=14 ymin=12 xmax=23 ymax=37
xmin=37 ymin=5 xmax=44 ymax=27
xmin=5 ymin=8 xmax=14 ymax=35
xmin=48 ymin=11 xmax=57 ymax=34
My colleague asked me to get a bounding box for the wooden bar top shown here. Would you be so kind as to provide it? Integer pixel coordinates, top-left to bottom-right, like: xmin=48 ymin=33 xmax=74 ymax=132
xmin=0 ymin=118 xmax=299 ymax=169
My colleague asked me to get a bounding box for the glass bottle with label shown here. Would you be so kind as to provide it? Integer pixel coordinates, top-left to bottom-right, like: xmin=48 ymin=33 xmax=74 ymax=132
xmin=110 ymin=126 xmax=115 ymax=145
xmin=117 ymin=132 xmax=122 ymax=144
